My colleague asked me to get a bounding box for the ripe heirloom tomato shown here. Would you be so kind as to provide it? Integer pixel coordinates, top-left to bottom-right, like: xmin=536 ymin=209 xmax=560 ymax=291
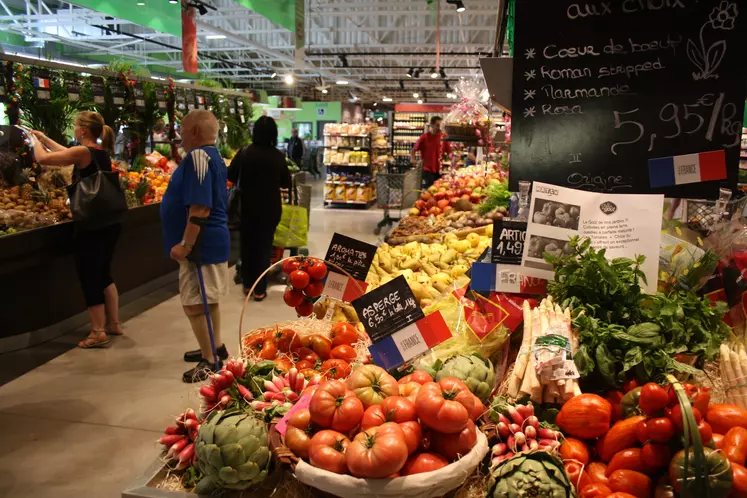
xmin=308 ymin=430 xmax=349 ymax=474
xmin=669 ymin=404 xmax=701 ymax=433
xmin=285 ymin=408 xmax=314 ymax=459
xmin=398 ymin=370 xmax=433 ymax=385
xmin=283 ymin=288 xmax=304 ymax=308
xmin=361 ymin=396 xmax=417 ymax=429
xmin=559 ymin=438 xmax=590 ymax=466
xmin=329 ymin=322 xmax=359 ymax=347
xmin=430 ymin=419 xmax=478 ymax=461
xmin=281 ymin=258 xmax=302 ymax=275
xmin=636 ymin=420 xmax=649 ymax=445
xmin=623 ymin=379 xmax=639 ymax=394
xmin=330 ymin=344 xmax=357 ymax=362
xmin=289 ymin=269 xmax=310 ymax=290
xmin=293 ymin=347 xmax=319 ymax=365
xmin=321 ymin=359 xmax=351 ymax=380
xmin=258 ymin=340 xmax=278 ymax=360
xmin=346 ymin=422 xmax=408 ymax=478
xmin=470 ymin=395 xmax=486 ymax=421
xmin=399 ymin=381 xmax=421 ymax=402
xmin=401 ymin=452 xmax=449 ymax=475
xmin=399 ymin=420 xmax=423 ymax=455
xmin=307 ymin=260 xmax=328 ymax=281
xmin=299 ymin=368 xmax=321 ymax=380
xmin=723 ymin=427 xmax=747 ymax=465
xmin=244 ymin=331 xmax=269 ymax=351
xmin=415 ymin=378 xmax=475 ymax=434
xmin=346 ymin=364 xmax=399 ymax=408
xmin=272 ymin=357 xmax=293 ymax=373
xmin=307 ymin=335 xmax=332 ymax=360
xmin=309 ymin=380 xmax=364 ymax=432
xmin=268 ymin=328 xmax=296 ymax=352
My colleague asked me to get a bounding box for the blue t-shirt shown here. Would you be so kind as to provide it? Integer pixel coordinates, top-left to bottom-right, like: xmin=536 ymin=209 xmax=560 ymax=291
xmin=160 ymin=146 xmax=230 ymax=265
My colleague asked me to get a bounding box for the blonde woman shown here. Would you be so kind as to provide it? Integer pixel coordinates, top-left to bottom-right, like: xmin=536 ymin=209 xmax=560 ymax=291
xmin=31 ymin=111 xmax=123 ymax=349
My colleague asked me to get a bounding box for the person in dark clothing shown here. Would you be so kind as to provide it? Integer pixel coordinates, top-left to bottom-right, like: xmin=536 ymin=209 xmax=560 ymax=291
xmin=30 ymin=111 xmax=122 ymax=349
xmin=287 ymin=127 xmax=304 ymax=167
xmin=228 ymin=116 xmax=292 ymax=300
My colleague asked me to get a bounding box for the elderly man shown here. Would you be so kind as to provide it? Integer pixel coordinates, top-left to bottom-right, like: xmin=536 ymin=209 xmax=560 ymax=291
xmin=160 ymin=110 xmax=230 ymax=382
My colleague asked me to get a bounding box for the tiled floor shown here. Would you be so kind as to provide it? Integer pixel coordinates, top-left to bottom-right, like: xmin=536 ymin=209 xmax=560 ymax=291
xmin=0 ymin=181 xmax=387 ymax=498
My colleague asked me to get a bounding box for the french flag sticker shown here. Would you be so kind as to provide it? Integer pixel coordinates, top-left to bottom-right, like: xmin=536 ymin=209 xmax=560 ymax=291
xmin=368 ymin=311 xmax=452 ymax=370
xmin=33 ymin=77 xmax=50 ymax=89
xmin=648 ymin=150 xmax=727 ymax=188
xmin=322 ymin=271 xmax=368 ymax=302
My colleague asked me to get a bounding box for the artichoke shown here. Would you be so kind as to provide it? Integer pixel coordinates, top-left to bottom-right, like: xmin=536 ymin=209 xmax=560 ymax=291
xmin=194 ymin=409 xmax=270 ymax=494
xmin=431 ymin=354 xmax=496 ymax=402
xmin=489 ymin=451 xmax=576 ymax=498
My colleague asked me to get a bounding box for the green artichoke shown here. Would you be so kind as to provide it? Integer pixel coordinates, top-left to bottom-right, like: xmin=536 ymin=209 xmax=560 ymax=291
xmin=489 ymin=451 xmax=577 ymax=498
xmin=432 ymin=354 xmax=496 ymax=402
xmin=194 ymin=409 xmax=270 ymax=494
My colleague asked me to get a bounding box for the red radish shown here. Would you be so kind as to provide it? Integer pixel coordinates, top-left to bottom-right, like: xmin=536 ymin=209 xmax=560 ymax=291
xmin=524 ymin=425 xmax=537 ymax=439
xmin=524 ymin=416 xmax=540 ymax=431
xmin=167 ymin=438 xmax=189 ymax=459
xmin=264 ymin=380 xmax=280 ymax=393
xmin=188 ymin=425 xmax=199 ymax=441
xmin=178 ymin=442 xmax=195 ymax=464
xmin=164 ymin=426 xmax=183 ymax=435
xmin=507 ymin=435 xmax=516 ymax=451
xmin=497 ymin=422 xmax=510 ymax=439
xmin=538 ymin=428 xmax=561 ymax=440
xmin=251 ymin=401 xmax=272 ymax=410
xmin=493 ymin=443 xmax=507 ymax=455
xmin=225 ymin=359 xmax=246 ymax=379
xmin=221 ymin=370 xmax=235 ymax=387
xmin=521 ymin=444 xmax=529 ymax=452
xmin=514 ymin=432 xmax=527 ymax=446
xmin=506 ymin=406 xmax=524 ymax=425
xmin=498 ymin=413 xmax=511 ymax=426
xmin=509 ymin=423 xmax=522 ymax=434
xmin=159 ymin=434 xmax=187 ymax=447
xmin=237 ymin=385 xmax=253 ymax=401
xmin=287 ymin=391 xmax=299 ymax=402
xmin=529 ymin=439 xmax=539 ymax=450
xmin=184 ymin=408 xmax=197 ymax=420
xmin=199 ymin=385 xmax=217 ymax=401
xmin=184 ymin=418 xmax=199 ymax=429
xmin=516 ymin=403 xmax=534 ymax=420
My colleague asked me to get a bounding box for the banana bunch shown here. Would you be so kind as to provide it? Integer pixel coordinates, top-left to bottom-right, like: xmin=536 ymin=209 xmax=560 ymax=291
xmin=366 ymin=231 xmax=490 ymax=307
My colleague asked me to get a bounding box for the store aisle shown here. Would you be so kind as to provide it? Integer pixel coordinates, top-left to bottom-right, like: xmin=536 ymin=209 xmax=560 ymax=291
xmin=0 ymin=186 xmax=385 ymax=498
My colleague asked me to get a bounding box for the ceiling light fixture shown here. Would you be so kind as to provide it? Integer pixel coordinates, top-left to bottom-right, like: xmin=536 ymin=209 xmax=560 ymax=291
xmin=440 ymin=68 xmax=447 ymax=79
xmin=430 ymin=68 xmax=438 ymax=78
xmin=406 ymin=68 xmax=414 ymax=78
xmin=446 ymin=0 xmax=467 ymax=12
xmin=417 ymin=99 xmax=423 ymax=104
xmin=136 ymin=1 xmax=145 ymax=5
xmin=336 ymin=80 xmax=349 ymax=85
xmin=205 ymin=34 xmax=226 ymax=40
xmin=373 ymin=102 xmax=378 ymax=106
xmin=169 ymin=0 xmax=178 ymax=3
xmin=382 ymin=97 xmax=393 ymax=102
xmin=412 ymin=92 xmax=419 ymax=98
xmin=321 ymin=89 xmax=328 ymax=94
xmin=270 ymin=72 xmax=277 ymax=78
xmin=284 ymin=74 xmax=294 ymax=85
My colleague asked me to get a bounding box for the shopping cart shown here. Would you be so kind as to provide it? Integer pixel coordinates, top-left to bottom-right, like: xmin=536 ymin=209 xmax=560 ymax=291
xmin=680 ymin=192 xmax=747 ymax=235
xmin=374 ymin=162 xmax=421 ymax=235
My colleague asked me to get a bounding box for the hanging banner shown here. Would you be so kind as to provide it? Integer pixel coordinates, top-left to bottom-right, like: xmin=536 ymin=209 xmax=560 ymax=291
xmin=90 ymin=76 xmax=106 ymax=107
xmin=65 ymin=74 xmax=80 ymax=102
xmin=31 ymin=68 xmax=52 ymax=101
xmin=110 ymin=78 xmax=126 ymax=106
xmin=181 ymin=5 xmax=198 ymax=74
xmin=133 ymin=83 xmax=146 ymax=112
xmin=155 ymin=87 xmax=167 ymax=110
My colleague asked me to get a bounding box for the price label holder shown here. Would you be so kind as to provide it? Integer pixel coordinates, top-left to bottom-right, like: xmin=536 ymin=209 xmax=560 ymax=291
xmin=275 ymin=394 xmax=312 ymax=436
xmin=491 ymin=220 xmax=527 ymax=265
xmin=322 ymin=233 xmax=376 ymax=302
xmin=155 ymin=87 xmax=167 ymax=110
xmin=352 ymin=276 xmax=451 ymax=370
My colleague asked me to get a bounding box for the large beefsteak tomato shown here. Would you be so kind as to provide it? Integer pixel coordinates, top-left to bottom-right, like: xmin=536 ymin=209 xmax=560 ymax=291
xmin=285 ymin=408 xmax=313 ymax=459
xmin=401 ymin=452 xmax=449 ymax=475
xmin=430 ymin=419 xmax=477 ymax=461
xmin=309 ymin=380 xmax=364 ymax=431
xmin=329 ymin=322 xmax=359 ymax=347
xmin=321 ymin=359 xmax=351 ymax=380
xmin=346 ymin=365 xmax=399 ymax=408
xmin=308 ymin=430 xmax=350 ymax=474
xmin=556 ymin=394 xmax=612 ymax=439
xmin=415 ymin=378 xmax=475 ymax=434
xmin=346 ymin=422 xmax=409 ymax=478
xmin=399 ymin=371 xmax=433 ymax=385
xmin=399 ymin=381 xmax=421 ymax=402
xmin=361 ymin=396 xmax=417 ymax=429
xmin=399 ymin=421 xmax=423 ymax=455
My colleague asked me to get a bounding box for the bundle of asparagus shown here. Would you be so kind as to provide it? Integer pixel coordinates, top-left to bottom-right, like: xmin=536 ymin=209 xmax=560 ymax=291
xmin=507 ymin=297 xmax=582 ymax=403
xmin=720 ymin=342 xmax=747 ymax=409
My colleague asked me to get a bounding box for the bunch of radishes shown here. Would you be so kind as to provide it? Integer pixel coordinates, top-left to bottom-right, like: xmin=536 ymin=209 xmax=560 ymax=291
xmin=160 ymin=408 xmax=200 ymax=470
xmin=251 ymin=367 xmax=322 ymax=410
xmin=199 ymin=359 xmax=253 ymax=412
xmin=490 ymin=401 xmax=562 ymax=467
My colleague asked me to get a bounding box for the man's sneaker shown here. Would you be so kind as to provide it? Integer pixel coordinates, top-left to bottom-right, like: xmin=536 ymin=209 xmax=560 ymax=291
xmin=184 ymin=344 xmax=228 ymax=363
xmin=182 ymin=359 xmax=218 ymax=383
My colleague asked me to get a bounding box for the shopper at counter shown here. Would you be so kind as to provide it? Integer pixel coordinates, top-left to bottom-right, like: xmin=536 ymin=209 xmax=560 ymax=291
xmin=411 ymin=116 xmax=452 ymax=188
xmin=228 ymin=116 xmax=292 ymax=300
xmin=287 ymin=127 xmax=304 ymax=167
xmin=160 ymin=110 xmax=230 ymax=383
xmin=30 ymin=111 xmax=123 ymax=349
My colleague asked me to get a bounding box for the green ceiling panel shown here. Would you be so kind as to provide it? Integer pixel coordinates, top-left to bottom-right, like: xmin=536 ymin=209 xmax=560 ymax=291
xmin=72 ymin=0 xmax=182 ymax=37
xmin=234 ymin=0 xmax=296 ymax=31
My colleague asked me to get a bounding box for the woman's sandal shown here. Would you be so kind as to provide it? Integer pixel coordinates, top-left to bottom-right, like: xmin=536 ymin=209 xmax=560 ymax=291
xmin=78 ymin=329 xmax=110 ymax=349
xmin=106 ymin=322 xmax=124 ymax=336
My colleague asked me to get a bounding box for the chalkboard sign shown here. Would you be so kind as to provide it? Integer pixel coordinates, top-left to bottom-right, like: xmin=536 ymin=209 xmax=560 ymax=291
xmin=65 ymin=74 xmax=80 ymax=102
xmin=509 ymin=0 xmax=747 ymax=199
xmin=110 ymin=79 xmax=126 ymax=106
xmin=155 ymin=87 xmax=167 ymax=110
xmin=31 ymin=68 xmax=51 ymax=101
xmin=491 ymin=220 xmax=527 ymax=265
xmin=90 ymin=76 xmax=105 ymax=107
xmin=133 ymin=83 xmax=146 ymax=111
xmin=351 ymin=275 xmax=424 ymax=343
xmin=324 ymin=233 xmax=377 ymax=281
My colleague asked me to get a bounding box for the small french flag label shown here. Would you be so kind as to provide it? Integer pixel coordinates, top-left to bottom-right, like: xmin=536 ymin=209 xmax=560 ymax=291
xmin=471 ymin=262 xmax=546 ymax=294
xmin=368 ymin=311 xmax=451 ymax=370
xmin=33 ymin=77 xmax=50 ymax=89
xmin=648 ymin=150 xmax=727 ymax=188
xmin=322 ymin=271 xmax=368 ymax=303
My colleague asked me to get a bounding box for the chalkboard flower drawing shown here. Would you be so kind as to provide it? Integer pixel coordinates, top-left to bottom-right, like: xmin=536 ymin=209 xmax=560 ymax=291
xmin=688 ymin=1 xmax=738 ymax=80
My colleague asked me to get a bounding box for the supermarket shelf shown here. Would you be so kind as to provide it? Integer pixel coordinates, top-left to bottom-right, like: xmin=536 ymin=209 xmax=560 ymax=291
xmin=393 ymin=126 xmax=423 ymax=130
xmin=324 ymin=163 xmax=371 ymax=167
xmin=325 ymin=181 xmax=372 ymax=186
xmin=324 ymin=198 xmax=377 ymax=208
xmin=323 ymin=133 xmax=369 ymax=138
xmin=323 ymin=146 xmax=370 ymax=150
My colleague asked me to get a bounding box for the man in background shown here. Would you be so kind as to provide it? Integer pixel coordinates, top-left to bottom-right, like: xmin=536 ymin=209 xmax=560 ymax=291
xmin=287 ymin=127 xmax=304 ymax=168
xmin=411 ymin=116 xmax=452 ymax=188
xmin=159 ymin=109 xmax=230 ymax=383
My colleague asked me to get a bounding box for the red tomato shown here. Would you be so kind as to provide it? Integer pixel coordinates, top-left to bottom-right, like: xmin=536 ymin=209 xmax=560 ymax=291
xmin=639 ymin=383 xmax=669 ymax=417
xmin=697 ymin=420 xmax=713 ymax=445
xmin=289 ymin=269 xmax=310 ymax=290
xmin=321 ymin=359 xmax=351 ymax=380
xmin=295 ymin=300 xmax=314 ymax=317
xmin=641 ymin=443 xmax=671 ymax=468
xmin=606 ymin=449 xmax=648 ymax=477
xmin=636 ymin=420 xmax=649 ymax=445
xmin=713 ymin=433 xmax=724 ymax=449
xmin=580 ymin=483 xmax=613 ymax=498
xmin=415 ymin=378 xmax=475 ymax=434
xmin=399 ymin=382 xmax=421 ymax=402
xmin=706 ymin=404 xmax=747 ymax=435
xmin=430 ymin=419 xmax=478 ymax=461
xmin=258 ymin=340 xmax=278 ymax=360
xmin=345 ymin=364 xmax=399 ymax=408
xmin=307 ymin=260 xmax=328 ymax=281
xmin=598 ymin=416 xmax=646 ymax=462
xmin=309 ymin=380 xmax=364 ymax=432
xmin=285 ymin=408 xmax=313 ymax=459
xmin=244 ymin=331 xmax=269 ymax=352
xmin=398 ymin=371 xmax=434 ymax=385
xmin=330 ymin=344 xmax=357 ymax=362
xmin=607 ymin=390 xmax=625 ymax=423
xmin=308 ymin=430 xmax=350 ymax=474
xmin=268 ymin=328 xmax=296 ymax=352
xmin=557 ymin=394 xmax=613 ymax=440
xmin=273 ymin=358 xmax=293 ymax=373
xmin=565 ymin=461 xmax=593 ymax=493
xmin=346 ymin=422 xmax=409 ymax=478
xmin=723 ymin=427 xmax=747 ymax=465
xmin=293 ymin=347 xmax=319 ymax=365
xmin=560 ymin=438 xmax=590 ymax=466
xmin=303 ymin=280 xmax=324 ymax=299
xmin=361 ymin=396 xmax=417 ymax=429
xmin=401 ymin=452 xmax=449 ymax=475
xmin=294 ymin=359 xmax=317 ymax=371
xmin=299 ymin=369 xmax=321 ymax=381
xmin=669 ymin=383 xmax=712 ymax=414
xmin=587 ymin=462 xmax=609 ymax=485
xmin=283 ymin=288 xmax=304 ymax=307
xmin=607 ymin=470 xmax=653 ymax=498
xmin=329 ymin=322 xmax=359 ymax=347
xmin=647 ymin=417 xmax=675 ymax=443
xmin=307 ymin=335 xmax=332 ymax=360
xmin=281 ymin=258 xmax=302 ymax=275
xmin=730 ymin=462 xmax=747 ymax=497
xmin=669 ymin=404 xmax=702 ymax=433
xmin=399 ymin=421 xmax=423 ymax=455
xmin=623 ymin=379 xmax=639 ymax=394
xmin=470 ymin=395 xmax=486 ymax=421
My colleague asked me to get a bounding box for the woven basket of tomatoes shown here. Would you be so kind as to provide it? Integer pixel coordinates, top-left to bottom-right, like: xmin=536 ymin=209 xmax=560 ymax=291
xmin=268 ymin=365 xmax=490 ymax=498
